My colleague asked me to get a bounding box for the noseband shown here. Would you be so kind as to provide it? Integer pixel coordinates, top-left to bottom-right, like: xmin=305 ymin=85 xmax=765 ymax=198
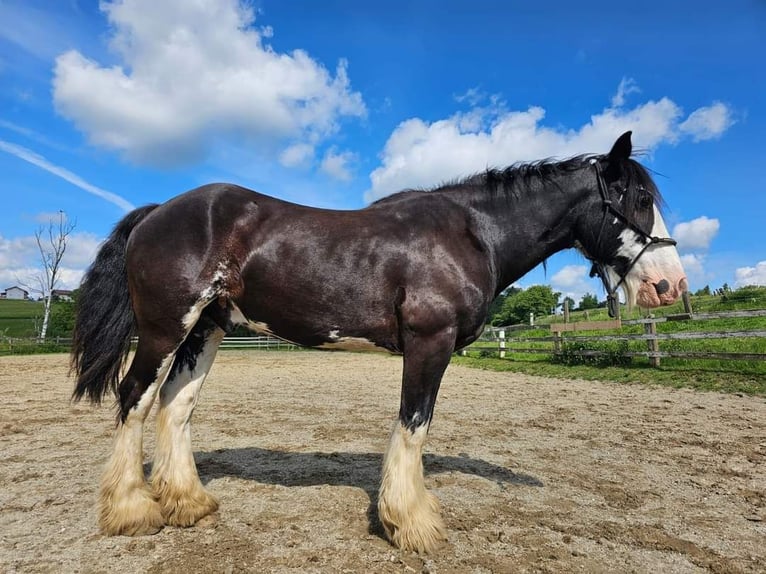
xmin=587 ymin=160 xmax=677 ymax=318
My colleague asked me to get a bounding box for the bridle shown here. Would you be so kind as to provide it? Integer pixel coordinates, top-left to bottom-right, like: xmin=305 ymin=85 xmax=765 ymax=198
xmin=586 ymin=159 xmax=677 ymax=318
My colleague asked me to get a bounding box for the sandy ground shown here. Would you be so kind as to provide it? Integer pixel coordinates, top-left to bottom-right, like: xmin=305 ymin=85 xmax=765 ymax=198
xmin=1 ymin=351 xmax=764 ymax=574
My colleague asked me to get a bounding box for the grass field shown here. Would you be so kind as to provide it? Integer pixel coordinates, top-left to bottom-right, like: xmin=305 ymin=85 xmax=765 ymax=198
xmin=464 ymin=290 xmax=766 ymax=396
xmin=0 ymin=299 xmax=44 ymax=337
xmin=2 ymin=294 xmax=765 ymax=397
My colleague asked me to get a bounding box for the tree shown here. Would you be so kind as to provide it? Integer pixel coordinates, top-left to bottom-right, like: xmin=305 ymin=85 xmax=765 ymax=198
xmin=578 ymin=292 xmax=599 ymax=310
xmin=694 ymin=285 xmax=711 ymax=297
xmin=48 ymin=289 xmax=78 ymax=338
xmin=493 ymin=285 xmax=560 ymax=326
xmin=24 ymin=212 xmax=76 ymax=340
xmin=487 ymin=285 xmax=522 ymax=322
xmin=562 ymin=296 xmax=576 ymax=311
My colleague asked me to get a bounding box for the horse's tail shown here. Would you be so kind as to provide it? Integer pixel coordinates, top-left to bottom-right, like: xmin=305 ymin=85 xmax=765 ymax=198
xmin=71 ymin=204 xmax=159 ymax=404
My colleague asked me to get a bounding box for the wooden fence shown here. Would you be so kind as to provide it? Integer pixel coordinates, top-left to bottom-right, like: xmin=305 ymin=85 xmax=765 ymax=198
xmin=469 ymin=309 xmax=766 ymax=366
xmin=4 ymin=310 xmax=765 ymax=366
xmin=1 ymin=335 xmax=296 ymax=353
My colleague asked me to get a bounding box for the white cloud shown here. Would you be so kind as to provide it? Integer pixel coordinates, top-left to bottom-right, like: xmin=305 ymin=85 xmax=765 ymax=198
xmin=551 ymin=265 xmax=590 ymax=289
xmin=320 ymin=148 xmax=356 ymax=181
xmin=680 ymin=253 xmax=705 ymax=279
xmin=365 ymin=81 xmax=734 ymax=202
xmin=52 ymin=0 xmax=365 ymax=167
xmin=0 ymin=139 xmax=134 ymax=211
xmin=735 ymin=261 xmax=766 ymax=287
xmin=454 ymin=86 xmax=486 ymax=106
xmin=611 ymin=77 xmax=640 ymax=108
xmin=550 ymin=265 xmax=596 ymax=306
xmin=672 ymin=216 xmax=720 ymax=251
xmin=0 ymin=232 xmax=100 ymax=291
xmin=679 ymin=102 xmax=734 ymax=142
xmin=279 ymin=143 xmax=315 ymax=168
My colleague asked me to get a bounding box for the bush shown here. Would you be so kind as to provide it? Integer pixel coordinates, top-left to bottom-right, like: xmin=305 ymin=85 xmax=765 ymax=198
xmin=553 ymin=340 xmax=632 ymax=367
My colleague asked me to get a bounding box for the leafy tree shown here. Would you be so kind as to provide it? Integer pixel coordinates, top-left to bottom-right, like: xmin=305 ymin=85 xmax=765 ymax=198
xmin=578 ymin=292 xmax=599 ymax=310
xmin=493 ymin=285 xmax=560 ymax=326
xmin=562 ymin=296 xmax=576 ymax=311
xmin=48 ymin=289 xmax=78 ymax=338
xmin=486 ymin=286 xmax=521 ymax=323
xmin=694 ymin=285 xmax=711 ymax=296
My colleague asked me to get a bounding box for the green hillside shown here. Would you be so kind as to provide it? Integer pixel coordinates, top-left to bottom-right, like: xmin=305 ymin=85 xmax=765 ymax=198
xmin=0 ymin=299 xmax=45 ymax=337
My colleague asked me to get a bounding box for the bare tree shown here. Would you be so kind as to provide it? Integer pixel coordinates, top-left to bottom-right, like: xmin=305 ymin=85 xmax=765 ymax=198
xmin=24 ymin=211 xmax=76 ymax=341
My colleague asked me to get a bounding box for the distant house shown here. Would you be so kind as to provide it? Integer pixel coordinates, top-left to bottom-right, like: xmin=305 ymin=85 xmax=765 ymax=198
xmin=52 ymin=289 xmax=74 ymax=302
xmin=2 ymin=286 xmax=29 ymax=300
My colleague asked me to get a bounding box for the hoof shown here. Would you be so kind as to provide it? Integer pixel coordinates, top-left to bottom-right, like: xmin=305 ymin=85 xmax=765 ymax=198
xmin=154 ymin=480 xmax=219 ymax=527
xmin=99 ymin=485 xmax=165 ymax=536
xmin=379 ymin=492 xmax=448 ymax=553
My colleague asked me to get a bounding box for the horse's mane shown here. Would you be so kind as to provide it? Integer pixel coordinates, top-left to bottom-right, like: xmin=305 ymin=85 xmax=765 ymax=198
xmin=372 ymin=153 xmax=665 ymax=219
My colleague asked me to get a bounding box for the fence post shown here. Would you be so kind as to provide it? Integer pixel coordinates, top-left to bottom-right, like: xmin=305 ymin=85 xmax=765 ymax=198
xmin=553 ymin=331 xmax=562 ymax=355
xmin=682 ymin=291 xmax=693 ymax=316
xmin=498 ymin=330 xmax=506 ymax=359
xmin=644 ymin=321 xmax=660 ymax=367
xmin=563 ymin=300 xmax=570 ymax=323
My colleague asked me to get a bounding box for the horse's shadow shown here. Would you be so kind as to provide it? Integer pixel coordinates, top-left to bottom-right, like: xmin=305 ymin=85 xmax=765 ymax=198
xmin=183 ymin=448 xmax=542 ymax=537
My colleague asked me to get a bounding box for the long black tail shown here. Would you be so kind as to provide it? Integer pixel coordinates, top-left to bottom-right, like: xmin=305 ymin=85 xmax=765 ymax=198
xmin=71 ymin=204 xmax=159 ymax=403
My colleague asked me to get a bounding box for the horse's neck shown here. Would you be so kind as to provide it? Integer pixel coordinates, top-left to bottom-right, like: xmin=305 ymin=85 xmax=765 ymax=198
xmin=445 ymin=172 xmax=589 ymax=294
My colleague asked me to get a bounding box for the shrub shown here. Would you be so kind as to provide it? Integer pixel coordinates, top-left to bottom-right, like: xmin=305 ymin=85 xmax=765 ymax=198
xmin=553 ymin=340 xmax=632 ymax=367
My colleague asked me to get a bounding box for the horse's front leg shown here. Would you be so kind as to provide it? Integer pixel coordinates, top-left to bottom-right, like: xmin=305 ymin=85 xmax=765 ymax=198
xmin=378 ymin=328 xmax=455 ymax=553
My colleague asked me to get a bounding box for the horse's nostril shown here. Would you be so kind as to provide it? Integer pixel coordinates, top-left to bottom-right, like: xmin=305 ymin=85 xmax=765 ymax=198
xmin=654 ymin=279 xmax=670 ymax=295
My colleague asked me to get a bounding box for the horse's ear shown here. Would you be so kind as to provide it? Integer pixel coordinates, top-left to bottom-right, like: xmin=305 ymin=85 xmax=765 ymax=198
xmin=608 ymin=131 xmax=633 ymax=161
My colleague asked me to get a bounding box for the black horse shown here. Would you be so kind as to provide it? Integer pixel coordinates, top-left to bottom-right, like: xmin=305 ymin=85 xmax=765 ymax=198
xmin=71 ymin=131 xmax=686 ymax=552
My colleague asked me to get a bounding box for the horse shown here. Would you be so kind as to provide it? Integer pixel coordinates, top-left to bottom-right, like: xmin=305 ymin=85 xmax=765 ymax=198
xmin=71 ymin=131 xmax=687 ymax=553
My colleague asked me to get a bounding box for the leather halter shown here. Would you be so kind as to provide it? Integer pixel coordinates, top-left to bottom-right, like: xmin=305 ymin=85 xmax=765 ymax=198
xmin=587 ymin=160 xmax=677 ymax=318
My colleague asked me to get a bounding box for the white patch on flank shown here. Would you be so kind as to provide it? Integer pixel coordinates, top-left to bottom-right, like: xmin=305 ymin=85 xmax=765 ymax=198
xmin=328 ymin=329 xmax=340 ymax=340
xmin=182 ymin=265 xmax=230 ymax=330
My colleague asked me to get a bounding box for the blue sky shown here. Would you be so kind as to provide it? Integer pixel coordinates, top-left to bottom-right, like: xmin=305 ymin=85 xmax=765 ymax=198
xmin=1 ymin=0 xmax=764 ymax=303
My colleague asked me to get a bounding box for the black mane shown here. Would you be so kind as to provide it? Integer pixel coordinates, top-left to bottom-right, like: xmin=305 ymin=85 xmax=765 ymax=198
xmin=372 ymin=153 xmax=664 ymax=220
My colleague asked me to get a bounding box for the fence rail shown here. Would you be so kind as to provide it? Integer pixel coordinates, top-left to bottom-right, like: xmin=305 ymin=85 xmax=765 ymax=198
xmin=4 ymin=309 xmax=765 ymax=366
xmin=0 ymin=334 xmax=296 ymax=352
xmin=471 ymin=308 xmax=766 ymax=366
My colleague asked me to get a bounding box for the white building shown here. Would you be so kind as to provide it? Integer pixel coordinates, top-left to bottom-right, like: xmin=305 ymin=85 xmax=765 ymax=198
xmin=1 ymin=286 xmax=29 ymax=300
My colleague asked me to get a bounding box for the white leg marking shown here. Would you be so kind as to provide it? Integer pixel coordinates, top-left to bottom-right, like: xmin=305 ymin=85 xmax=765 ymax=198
xmin=378 ymin=422 xmax=447 ymax=553
xmin=99 ymin=353 xmax=176 ymax=536
xmin=151 ymin=330 xmax=224 ymax=526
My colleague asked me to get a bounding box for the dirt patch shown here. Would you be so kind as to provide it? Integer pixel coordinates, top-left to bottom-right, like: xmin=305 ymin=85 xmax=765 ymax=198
xmin=1 ymin=351 xmax=764 ymax=573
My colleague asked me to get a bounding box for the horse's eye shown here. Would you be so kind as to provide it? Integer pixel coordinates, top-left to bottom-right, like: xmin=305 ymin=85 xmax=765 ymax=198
xmin=638 ymin=194 xmax=652 ymax=209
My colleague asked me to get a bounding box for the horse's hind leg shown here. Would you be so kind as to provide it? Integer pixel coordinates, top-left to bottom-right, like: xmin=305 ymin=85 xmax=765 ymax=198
xmin=378 ymin=328 xmax=454 ymax=553
xmin=99 ymin=332 xmax=181 ymax=536
xmin=151 ymin=316 xmax=224 ymax=527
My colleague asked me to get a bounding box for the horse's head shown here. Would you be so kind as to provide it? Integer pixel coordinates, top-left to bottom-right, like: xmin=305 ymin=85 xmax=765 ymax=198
xmin=577 ymin=131 xmax=687 ymax=315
